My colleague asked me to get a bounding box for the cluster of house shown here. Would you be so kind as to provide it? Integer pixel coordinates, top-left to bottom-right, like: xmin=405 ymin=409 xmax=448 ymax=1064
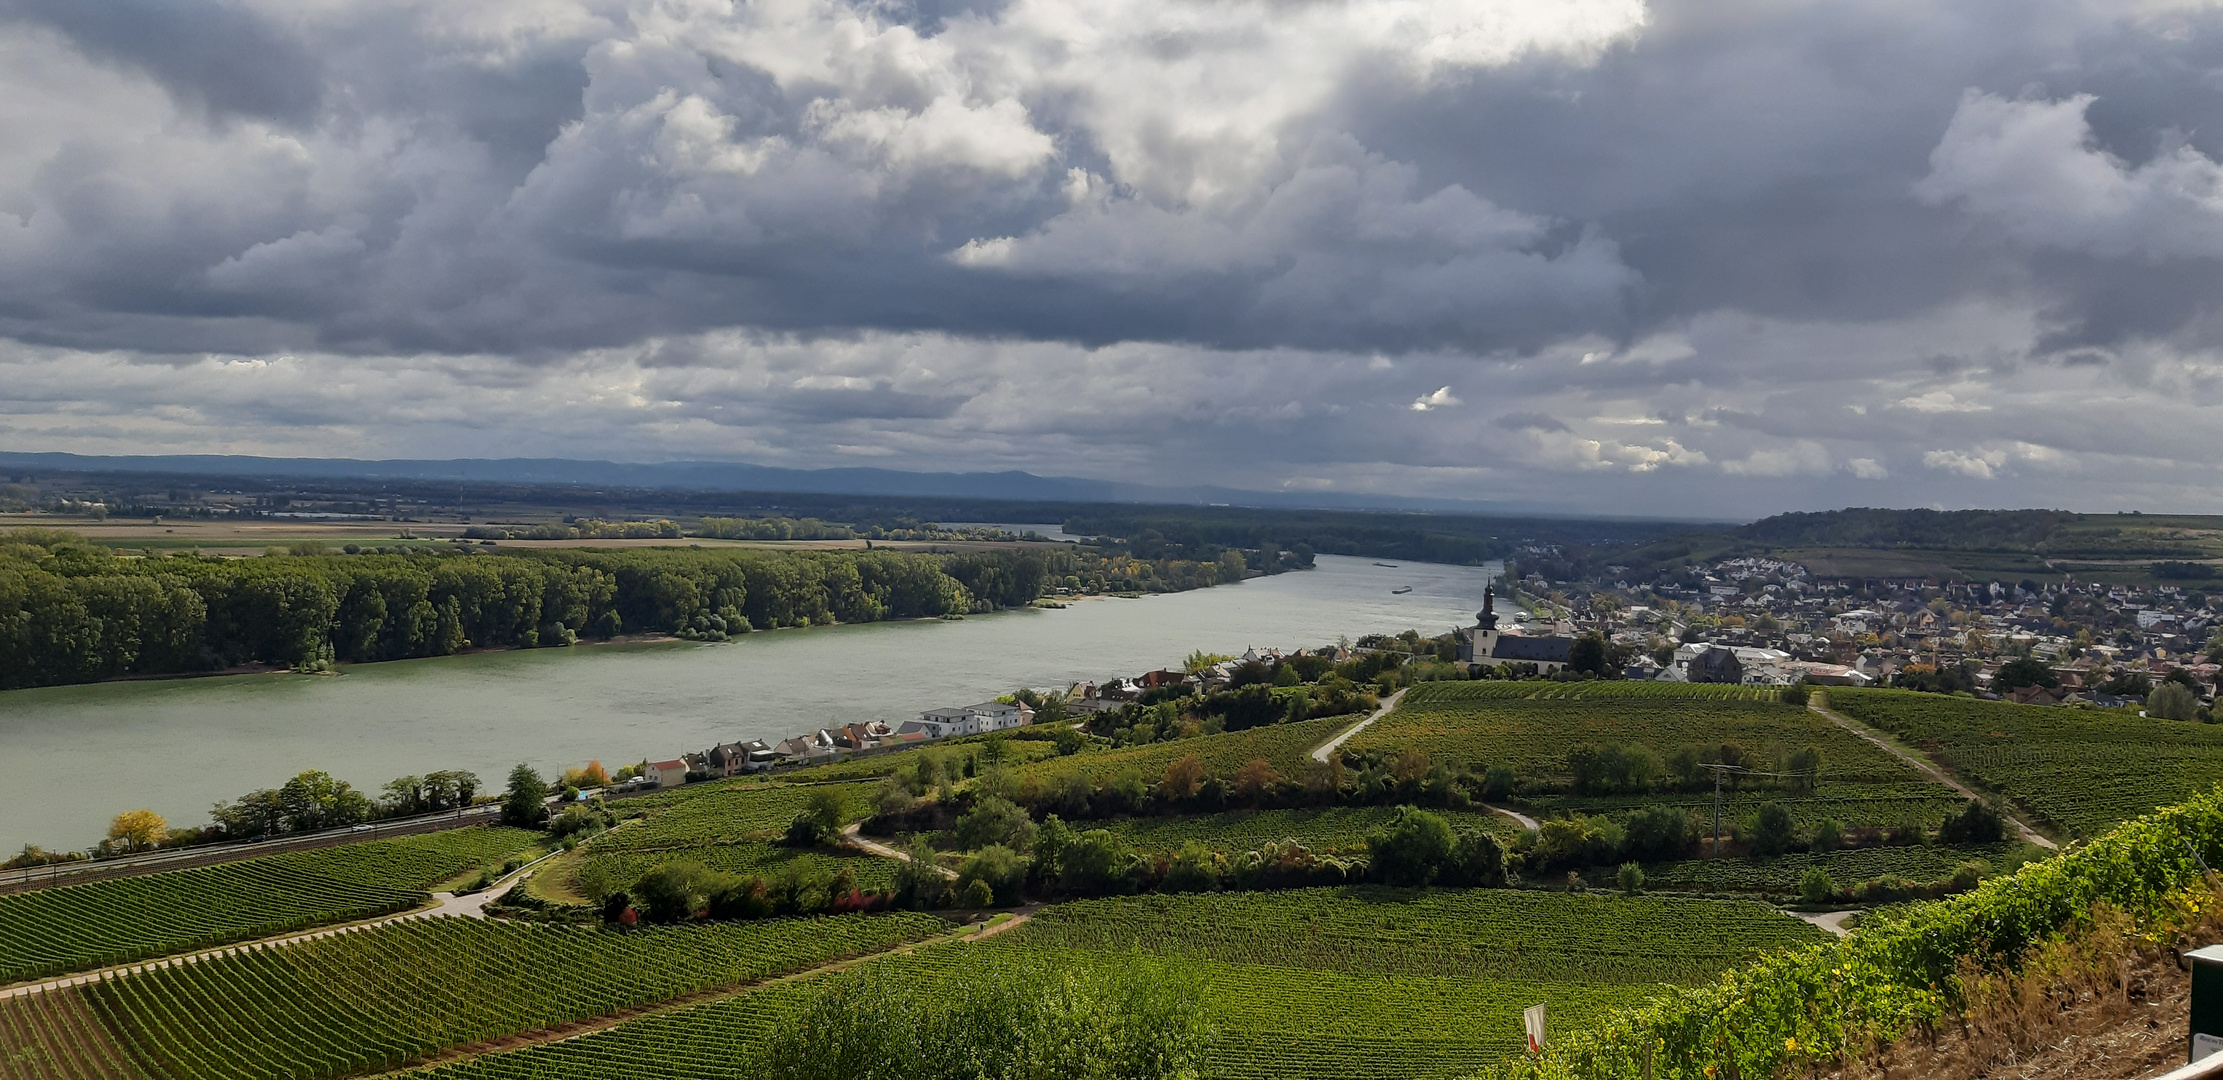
xmin=1062 ymin=646 xmax=1340 ymax=712
xmin=631 ymin=700 xmax=1037 ymax=789
xmin=1516 ymin=560 xmax=2223 ymax=703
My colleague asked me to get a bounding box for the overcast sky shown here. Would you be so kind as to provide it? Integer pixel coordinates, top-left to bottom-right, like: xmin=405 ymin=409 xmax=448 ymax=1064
xmin=4 ymin=0 xmax=2223 ymax=518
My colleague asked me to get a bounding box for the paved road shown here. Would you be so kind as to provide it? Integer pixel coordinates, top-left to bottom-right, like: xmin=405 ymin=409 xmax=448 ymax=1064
xmin=0 ymin=849 xmax=559 ymax=999
xmin=1808 ymin=698 xmax=2057 ymax=851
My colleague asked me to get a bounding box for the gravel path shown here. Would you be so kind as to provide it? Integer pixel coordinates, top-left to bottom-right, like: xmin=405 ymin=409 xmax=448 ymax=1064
xmin=1808 ymin=698 xmax=2056 ymax=850
xmin=840 ymin=823 xmax=958 ymax=879
xmin=1309 ymin=688 xmax=1405 ymax=764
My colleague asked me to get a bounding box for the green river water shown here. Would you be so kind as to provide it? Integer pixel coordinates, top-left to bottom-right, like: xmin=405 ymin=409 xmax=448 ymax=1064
xmin=0 ymin=553 xmax=1498 ymax=850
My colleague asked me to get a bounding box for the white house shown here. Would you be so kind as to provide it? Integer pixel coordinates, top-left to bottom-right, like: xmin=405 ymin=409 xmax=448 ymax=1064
xmin=645 ymin=758 xmax=690 ymax=788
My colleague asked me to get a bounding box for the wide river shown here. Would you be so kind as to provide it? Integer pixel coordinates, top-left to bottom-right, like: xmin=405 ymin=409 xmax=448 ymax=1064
xmin=0 ymin=553 xmax=1498 ymax=851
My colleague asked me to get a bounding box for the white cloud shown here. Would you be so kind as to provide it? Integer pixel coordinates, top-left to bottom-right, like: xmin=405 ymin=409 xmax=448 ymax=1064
xmin=1410 ymin=386 xmax=1460 ymax=411
xmin=1923 ymin=447 xmax=2007 ymax=479
xmin=1847 ymin=457 xmax=1888 ymax=480
xmin=1718 ymin=441 xmax=1831 ymax=477
xmin=1916 ymin=90 xmax=2223 ymax=260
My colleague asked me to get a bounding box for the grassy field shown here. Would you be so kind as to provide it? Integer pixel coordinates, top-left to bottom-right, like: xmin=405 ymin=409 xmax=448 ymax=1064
xmin=0 ymin=827 xmax=539 ymax=983
xmin=1827 ymin=687 xmax=2223 ymax=837
xmin=1350 ymin=683 xmax=1968 ymax=830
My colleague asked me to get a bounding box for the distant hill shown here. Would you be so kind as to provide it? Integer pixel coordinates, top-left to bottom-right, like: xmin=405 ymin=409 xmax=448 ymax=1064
xmin=0 ymin=451 xmax=1580 ymax=516
xmin=1623 ymin=507 xmax=2223 ymax=581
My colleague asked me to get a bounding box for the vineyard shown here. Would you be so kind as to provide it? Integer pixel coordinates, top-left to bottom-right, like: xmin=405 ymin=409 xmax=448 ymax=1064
xmin=1827 ymin=687 xmax=2223 ymax=837
xmin=980 ymin=888 xmax=1823 ymax=1079
xmin=1596 ymin=842 xmax=2023 ymax=895
xmin=0 ymin=828 xmax=538 ymax=984
xmin=1399 ymin=683 xmax=1786 ymax=705
xmin=592 ymin=784 xmax=877 ymax=851
xmin=0 ymin=912 xmax=945 ymax=1080
xmin=1351 ymin=684 xmax=1961 ymax=830
xmin=1100 ymin=806 xmax=1517 ymax=855
xmin=1019 ymin=715 xmax=1351 ymax=788
xmin=777 ymin=739 xmax=1063 ymax=783
xmin=389 ymin=889 xmax=1823 ymax=1080
xmin=401 ymin=977 xmax=821 ymax=1080
xmin=568 ymin=842 xmax=898 ymax=903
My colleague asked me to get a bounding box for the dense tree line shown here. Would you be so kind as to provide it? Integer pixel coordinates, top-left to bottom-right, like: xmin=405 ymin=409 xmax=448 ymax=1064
xmin=0 ymin=531 xmax=1246 ymax=689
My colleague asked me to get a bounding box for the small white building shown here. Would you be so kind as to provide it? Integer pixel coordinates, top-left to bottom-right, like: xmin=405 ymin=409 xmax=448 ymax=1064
xmin=645 ymin=758 xmax=690 ymax=788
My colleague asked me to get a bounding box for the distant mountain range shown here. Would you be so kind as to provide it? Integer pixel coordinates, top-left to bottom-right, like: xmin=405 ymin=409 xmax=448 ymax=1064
xmin=0 ymin=451 xmax=1579 ymax=516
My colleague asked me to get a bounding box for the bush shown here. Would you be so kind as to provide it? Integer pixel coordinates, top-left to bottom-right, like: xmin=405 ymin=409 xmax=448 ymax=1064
xmin=1162 ymin=841 xmax=1221 ymax=893
xmin=1799 ymin=867 xmax=1836 ymax=904
xmin=707 ymin=876 xmax=775 ymax=919
xmin=1939 ymin=799 xmax=2007 ymax=844
xmin=1367 ymin=805 xmax=1455 ymax=886
xmin=1810 ymin=818 xmax=1843 ymax=853
xmin=958 ymin=844 xmax=1028 ymax=906
xmin=1779 ymin=682 xmax=1811 ymax=707
xmin=958 ymin=878 xmax=995 ymax=909
xmin=1443 ymin=829 xmax=1508 ymax=887
xmin=1615 ymin=862 xmax=1644 ymax=896
xmin=955 ymin=796 xmax=1038 ymax=853
xmin=894 ymin=837 xmax=953 ymax=909
xmin=1749 ymin=803 xmax=1797 ymax=857
xmin=2151 ymin=680 xmax=2201 ymax=721
xmin=633 ymin=861 xmax=717 ymax=923
xmin=1533 ymin=814 xmax=1625 ymax=870
xmin=1623 ymin=805 xmax=1695 ymax=862
xmin=1056 ymin=829 xmax=1135 ymax=896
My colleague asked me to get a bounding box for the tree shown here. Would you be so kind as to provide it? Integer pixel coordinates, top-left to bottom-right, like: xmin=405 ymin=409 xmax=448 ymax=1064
xmin=1749 ymin=802 xmax=1797 ymax=857
xmin=1159 ymin=755 xmax=1204 ymax=802
xmin=1615 ymin=862 xmax=1644 ymax=896
xmin=1994 ymin=655 xmax=2057 ymax=692
xmin=1442 ymin=829 xmax=1506 ymax=887
xmin=502 ymin=763 xmax=547 ymax=827
xmin=1939 ymin=799 xmax=2006 ymax=843
xmin=1568 ymin=632 xmax=1610 ymax=677
xmin=1051 ymin=724 xmax=1086 ymax=756
xmin=106 ymin=809 xmax=167 ymax=853
xmin=955 ymin=796 xmax=1037 ymax=853
xmin=1233 ymin=757 xmax=1281 ymax=803
xmin=278 ymin=770 xmax=371 ymax=831
xmin=894 ymin=837 xmax=952 ymax=909
xmin=634 ymin=861 xmax=715 ymax=923
xmin=1366 ymin=806 xmax=1454 ymax=886
xmin=1162 ymin=841 xmax=1220 ymax=892
xmin=958 ymin=844 xmax=1026 ymax=906
xmin=1800 ymin=868 xmax=1837 ymax=905
xmin=2150 ymin=680 xmax=2200 ymax=721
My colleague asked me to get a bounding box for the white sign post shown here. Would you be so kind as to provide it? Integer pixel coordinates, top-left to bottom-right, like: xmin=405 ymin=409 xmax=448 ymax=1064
xmin=1524 ymin=1003 xmax=1547 ymax=1054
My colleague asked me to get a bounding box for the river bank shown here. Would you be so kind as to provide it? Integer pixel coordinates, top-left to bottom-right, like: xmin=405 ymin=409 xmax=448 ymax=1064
xmin=0 ymin=554 xmax=1497 ymax=852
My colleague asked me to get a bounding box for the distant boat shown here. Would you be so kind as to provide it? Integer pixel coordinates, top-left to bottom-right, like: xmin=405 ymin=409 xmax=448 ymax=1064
xmin=1373 ymin=562 xmax=1399 ymax=568
xmin=1391 ymin=586 xmax=1413 ymax=594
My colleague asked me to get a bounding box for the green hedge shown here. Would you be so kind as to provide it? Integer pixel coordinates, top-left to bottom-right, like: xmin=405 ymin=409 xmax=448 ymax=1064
xmin=1485 ymin=784 xmax=2223 ymax=1080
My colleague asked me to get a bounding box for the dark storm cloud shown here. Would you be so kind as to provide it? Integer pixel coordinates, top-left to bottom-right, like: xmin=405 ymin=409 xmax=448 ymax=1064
xmin=7 ymin=0 xmax=2223 ymax=514
xmin=1 ymin=0 xmax=322 ymax=124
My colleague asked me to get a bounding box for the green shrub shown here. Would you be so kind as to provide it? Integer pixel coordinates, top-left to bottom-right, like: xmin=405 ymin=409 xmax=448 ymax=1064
xmin=1798 ymin=868 xmax=1835 ymax=905
xmin=1615 ymin=863 xmax=1644 ymax=896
